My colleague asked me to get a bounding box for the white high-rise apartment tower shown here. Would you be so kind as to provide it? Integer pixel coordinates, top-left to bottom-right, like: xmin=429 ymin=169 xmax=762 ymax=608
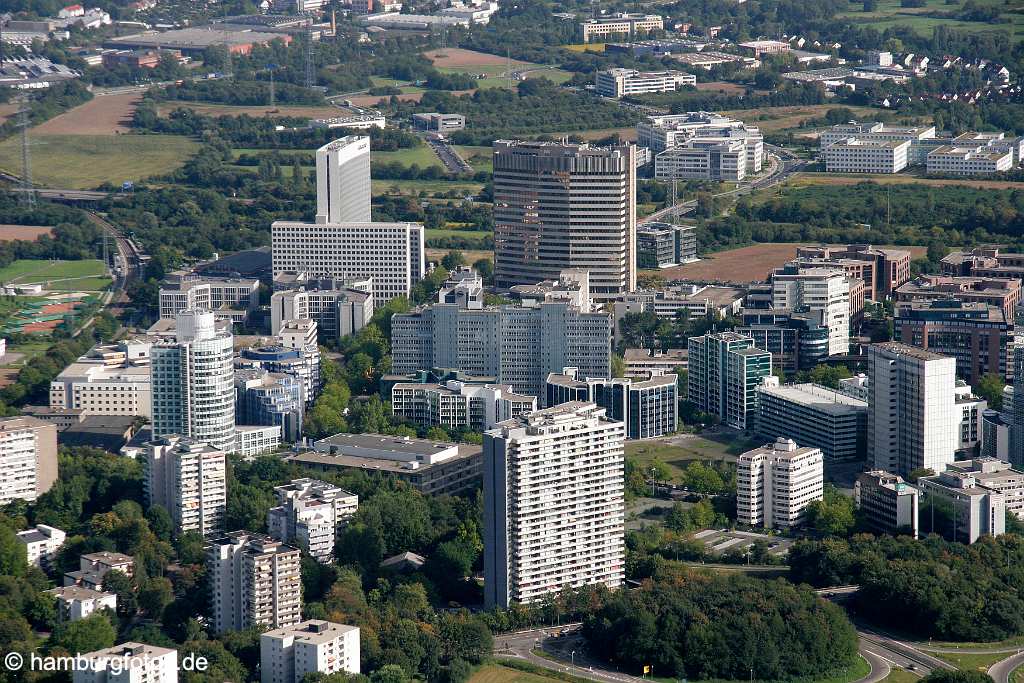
xmin=315 ymin=136 xmax=371 ymax=224
xmin=483 ymin=402 xmax=625 ymax=608
xmin=206 ymin=531 xmax=302 ymax=634
xmin=260 ymin=620 xmax=360 ymax=683
xmin=150 ymin=309 xmax=236 ymax=451
xmin=73 ymin=643 xmax=178 ymax=683
xmin=492 ymin=140 xmax=637 ymax=300
xmin=144 ymin=435 xmax=227 ymax=537
xmin=867 ymin=342 xmax=958 ymax=476
xmin=0 ymin=416 xmax=57 ymax=505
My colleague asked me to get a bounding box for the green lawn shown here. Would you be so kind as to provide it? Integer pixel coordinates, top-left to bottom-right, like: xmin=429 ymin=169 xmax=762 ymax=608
xmin=1012 ymin=664 xmax=1024 ymax=683
xmin=0 ymin=259 xmax=106 ymax=284
xmin=881 ymin=669 xmax=922 ymax=683
xmin=373 ymin=143 xmax=444 ymax=169
xmin=934 ymin=651 xmax=1011 ymax=672
xmin=453 ymin=145 xmax=493 ymax=172
xmin=812 ymin=655 xmax=872 ymax=683
xmin=5 ymin=340 xmax=52 ymax=365
xmin=626 ymin=434 xmax=760 ymax=482
xmin=470 ymin=664 xmax=566 ymax=683
xmin=0 ymin=134 xmax=199 ymax=189
xmin=46 ymin=276 xmax=112 ymax=292
xmin=425 ymin=227 xmax=491 ymax=240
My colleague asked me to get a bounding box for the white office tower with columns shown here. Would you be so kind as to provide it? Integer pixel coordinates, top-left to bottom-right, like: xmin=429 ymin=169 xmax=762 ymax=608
xmin=272 ymin=136 xmax=425 ymax=304
xmin=144 ymin=435 xmax=227 ymax=537
xmin=867 ymin=342 xmax=958 ymax=477
xmin=483 ymin=402 xmax=625 ymax=609
xmin=316 ymin=136 xmax=371 ymax=223
xmin=737 ymin=437 xmax=823 ymax=530
xmin=150 ymin=309 xmax=236 ymax=452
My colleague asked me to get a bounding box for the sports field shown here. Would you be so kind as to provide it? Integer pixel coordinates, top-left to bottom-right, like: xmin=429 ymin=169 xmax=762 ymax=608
xmin=0 ymin=259 xmax=110 ymax=291
xmin=0 ymin=134 xmax=199 ymax=189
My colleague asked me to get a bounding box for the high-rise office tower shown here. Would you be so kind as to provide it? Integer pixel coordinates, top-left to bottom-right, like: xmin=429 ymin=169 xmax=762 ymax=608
xmin=144 ymin=435 xmax=227 ymax=537
xmin=1011 ymin=347 xmax=1024 ymax=468
xmin=687 ymin=332 xmax=772 ymax=430
xmin=315 ymin=136 xmax=371 ymax=224
xmin=492 ymin=140 xmax=637 ymax=299
xmin=737 ymin=437 xmax=823 ymax=529
xmin=151 ymin=310 xmax=236 ymax=452
xmin=867 ymin=342 xmax=958 ymax=476
xmin=206 ymin=531 xmax=302 ymax=634
xmin=769 ymin=264 xmax=851 ymax=356
xmin=483 ymin=402 xmax=625 ymax=609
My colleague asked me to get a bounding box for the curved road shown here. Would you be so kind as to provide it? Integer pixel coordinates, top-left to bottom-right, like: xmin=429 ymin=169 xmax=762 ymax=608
xmin=494 ymin=624 xmax=944 ymax=683
xmin=989 ymin=651 xmax=1024 ymax=683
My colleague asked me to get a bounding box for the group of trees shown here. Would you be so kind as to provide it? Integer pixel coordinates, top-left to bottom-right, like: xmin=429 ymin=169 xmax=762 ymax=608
xmin=582 ymin=566 xmax=859 ymax=681
xmin=156 ymin=79 xmax=328 ymax=107
xmin=790 ymin=534 xmax=1024 ymax=640
xmin=0 ymin=80 xmax=92 ymax=141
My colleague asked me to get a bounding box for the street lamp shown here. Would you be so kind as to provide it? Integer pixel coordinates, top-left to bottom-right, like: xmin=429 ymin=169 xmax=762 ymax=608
xmin=571 ymin=651 xmax=576 ymax=677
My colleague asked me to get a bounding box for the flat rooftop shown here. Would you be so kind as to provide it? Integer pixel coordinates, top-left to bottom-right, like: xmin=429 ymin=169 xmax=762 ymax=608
xmin=263 ymin=619 xmax=359 ymax=644
xmin=286 ymin=444 xmax=482 ymax=474
xmin=759 ymin=382 xmax=868 ymax=414
xmin=107 ymin=27 xmax=285 ymax=49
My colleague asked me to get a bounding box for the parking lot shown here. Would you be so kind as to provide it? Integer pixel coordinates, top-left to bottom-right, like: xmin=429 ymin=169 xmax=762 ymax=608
xmin=692 ymin=528 xmax=793 ymax=559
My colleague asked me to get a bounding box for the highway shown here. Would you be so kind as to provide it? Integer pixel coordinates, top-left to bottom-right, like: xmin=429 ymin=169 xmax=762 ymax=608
xmin=423 ymin=134 xmax=474 ymax=174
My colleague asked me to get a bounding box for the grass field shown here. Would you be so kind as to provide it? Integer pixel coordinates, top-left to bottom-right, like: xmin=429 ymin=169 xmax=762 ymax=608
xmin=424 ymin=47 xmax=574 ymax=89
xmin=0 ymin=134 xmax=199 ymax=189
xmin=373 ymin=143 xmax=444 ymax=169
xmin=625 ymin=433 xmax=759 ymax=481
xmin=425 ymin=227 xmax=491 ymax=240
xmin=162 ymin=101 xmax=343 ymax=119
xmin=1012 ymin=664 xmax=1024 ymax=683
xmin=562 ymin=43 xmax=605 ymax=52
xmin=469 ymin=665 xmax=565 ymax=683
xmin=426 ymin=247 xmax=491 ymax=263
xmin=721 ymin=105 xmax=884 ymax=133
xmin=837 ymin=0 xmax=1024 ymax=38
xmin=788 ymin=172 xmax=1024 ymax=191
xmin=814 ymin=656 xmax=872 ymax=683
xmin=0 ymin=259 xmax=108 ymax=286
xmin=881 ymin=669 xmax=922 ymax=683
xmin=453 ymin=146 xmax=492 ymax=172
xmin=934 ymin=651 xmax=1011 ymax=672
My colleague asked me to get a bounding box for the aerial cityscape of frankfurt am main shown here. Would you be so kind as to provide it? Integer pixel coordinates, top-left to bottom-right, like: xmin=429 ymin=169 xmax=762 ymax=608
xmin=10 ymin=0 xmax=1024 ymax=682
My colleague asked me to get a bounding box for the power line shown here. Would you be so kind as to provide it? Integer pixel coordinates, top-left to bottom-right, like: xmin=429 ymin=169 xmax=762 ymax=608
xmin=304 ymin=15 xmax=316 ymax=89
xmin=18 ymin=97 xmax=34 ymax=208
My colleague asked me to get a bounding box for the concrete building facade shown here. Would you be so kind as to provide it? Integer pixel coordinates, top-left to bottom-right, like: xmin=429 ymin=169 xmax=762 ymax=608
xmin=737 ymin=437 xmax=824 ymax=529
xmin=687 ymin=332 xmax=772 ymax=430
xmin=144 ymin=435 xmax=227 ymax=537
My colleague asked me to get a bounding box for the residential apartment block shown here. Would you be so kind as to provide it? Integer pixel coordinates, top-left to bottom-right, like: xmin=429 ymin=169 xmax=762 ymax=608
xmin=492 ymin=140 xmax=636 ymax=299
xmin=854 ymin=470 xmax=919 ymax=538
xmin=737 ymin=437 xmax=824 ymax=529
xmin=391 ymin=289 xmax=611 ymax=399
xmin=756 ymin=382 xmax=868 ymax=460
xmin=144 ymin=435 xmax=227 ymax=537
xmin=595 ymin=68 xmax=694 ymax=98
xmin=73 ymin=643 xmax=178 ymax=683
xmin=687 ymin=332 xmax=773 ymax=430
xmin=64 ymin=551 xmax=134 ymax=591
xmin=49 ymin=339 xmax=152 ymax=417
xmin=207 ymin=531 xmax=302 ymax=634
xmin=267 ymin=478 xmax=358 ymax=564
xmin=0 ymin=415 xmax=57 ymax=505
xmin=391 ymin=380 xmax=537 ymax=432
xmin=895 ymin=299 xmax=1011 ymax=383
xmin=49 ymin=586 xmax=117 ymax=622
xmin=867 ymin=342 xmax=958 ymax=476
xmin=261 ymin=620 xmax=360 ymax=683
xmin=17 ymin=524 xmax=65 ymax=567
xmin=151 ymin=310 xmax=236 ymax=452
xmin=545 ymin=367 xmax=678 ymax=439
xmin=483 ymin=402 xmax=625 ymax=608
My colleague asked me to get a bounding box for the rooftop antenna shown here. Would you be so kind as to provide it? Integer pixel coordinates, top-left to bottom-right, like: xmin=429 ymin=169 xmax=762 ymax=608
xmin=17 ymin=97 xmax=34 ymax=208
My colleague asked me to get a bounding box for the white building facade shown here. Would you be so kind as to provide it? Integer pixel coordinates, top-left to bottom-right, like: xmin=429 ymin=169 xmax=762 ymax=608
xmin=260 ymin=620 xmax=360 ymax=683
xmin=737 ymin=437 xmax=824 ymax=529
xmin=144 ymin=435 xmax=227 ymax=537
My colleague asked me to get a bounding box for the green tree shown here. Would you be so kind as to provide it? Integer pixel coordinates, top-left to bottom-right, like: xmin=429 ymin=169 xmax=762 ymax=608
xmin=441 ymin=250 xmax=466 ymax=270
xmin=138 ymin=576 xmax=174 ymax=617
xmin=805 ymin=485 xmax=856 ymax=536
xmin=975 ymin=373 xmax=1006 ymax=410
xmin=51 ymin=611 xmax=116 ymax=655
xmin=611 ymin=353 xmax=626 ymax=378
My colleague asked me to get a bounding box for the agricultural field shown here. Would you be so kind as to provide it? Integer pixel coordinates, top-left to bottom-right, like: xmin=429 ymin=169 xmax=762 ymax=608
xmin=656 ymin=242 xmax=927 ymax=283
xmin=32 ymin=93 xmax=140 ymax=136
xmin=837 ymin=0 xmax=1024 ymax=39
xmin=0 ymin=225 xmax=54 ymax=242
xmin=426 ymin=248 xmax=491 ymax=263
xmin=0 ymin=134 xmax=199 ymax=189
